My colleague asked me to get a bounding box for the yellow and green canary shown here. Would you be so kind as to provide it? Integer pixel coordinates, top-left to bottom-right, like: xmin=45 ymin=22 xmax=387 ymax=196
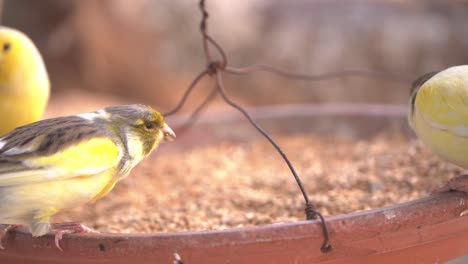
xmin=0 ymin=26 xmax=50 ymax=136
xmin=0 ymin=104 xmax=175 ymax=249
xmin=409 ymin=65 xmax=468 ymax=170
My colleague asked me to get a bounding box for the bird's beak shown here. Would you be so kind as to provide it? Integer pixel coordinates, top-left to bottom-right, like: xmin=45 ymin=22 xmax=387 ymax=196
xmin=161 ymin=123 xmax=176 ymax=142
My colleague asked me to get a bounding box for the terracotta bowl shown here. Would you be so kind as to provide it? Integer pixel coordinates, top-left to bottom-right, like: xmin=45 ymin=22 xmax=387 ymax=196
xmin=1 ymin=103 xmax=467 ymax=264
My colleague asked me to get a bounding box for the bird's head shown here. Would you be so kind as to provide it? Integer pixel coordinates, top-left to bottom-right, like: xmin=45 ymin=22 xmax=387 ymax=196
xmin=104 ymin=104 xmax=176 ymax=159
xmin=0 ymin=26 xmax=48 ymax=89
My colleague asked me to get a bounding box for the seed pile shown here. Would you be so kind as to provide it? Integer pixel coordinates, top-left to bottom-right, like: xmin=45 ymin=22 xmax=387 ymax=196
xmin=55 ymin=132 xmax=460 ymax=233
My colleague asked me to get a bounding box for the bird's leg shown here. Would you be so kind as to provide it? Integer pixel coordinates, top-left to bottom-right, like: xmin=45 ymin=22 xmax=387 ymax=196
xmin=51 ymin=222 xmax=99 ymax=251
xmin=436 ymin=174 xmax=468 ymax=193
xmin=0 ymin=225 xmax=19 ymax=249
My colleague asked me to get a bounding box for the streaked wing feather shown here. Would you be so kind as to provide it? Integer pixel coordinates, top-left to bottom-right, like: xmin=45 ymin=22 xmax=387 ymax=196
xmin=0 ymin=116 xmax=121 ymax=186
xmin=0 ymin=115 xmax=104 ymax=156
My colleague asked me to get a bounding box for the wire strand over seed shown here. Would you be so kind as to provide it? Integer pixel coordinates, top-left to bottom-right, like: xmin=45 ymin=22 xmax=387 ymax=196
xmin=163 ymin=0 xmax=414 ymax=253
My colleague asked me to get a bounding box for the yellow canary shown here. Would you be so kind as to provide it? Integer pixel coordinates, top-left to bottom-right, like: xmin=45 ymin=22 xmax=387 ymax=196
xmin=0 ymin=26 xmax=50 ymax=136
xmin=409 ymin=65 xmax=468 ymax=169
xmin=0 ymin=104 xmax=175 ymax=250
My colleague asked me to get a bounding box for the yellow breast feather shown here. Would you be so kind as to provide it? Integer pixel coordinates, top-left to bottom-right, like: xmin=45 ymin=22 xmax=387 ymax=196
xmin=0 ymin=137 xmax=121 ymax=187
xmin=415 ymin=65 xmax=468 ymax=136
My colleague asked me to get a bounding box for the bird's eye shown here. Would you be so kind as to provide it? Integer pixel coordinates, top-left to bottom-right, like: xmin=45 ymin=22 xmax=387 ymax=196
xmin=144 ymin=122 xmax=154 ymax=130
xmin=3 ymin=42 xmax=10 ymax=52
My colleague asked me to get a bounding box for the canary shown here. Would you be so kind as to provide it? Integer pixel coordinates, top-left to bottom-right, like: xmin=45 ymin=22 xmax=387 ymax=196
xmin=0 ymin=104 xmax=175 ymax=250
xmin=409 ymin=65 xmax=468 ymax=192
xmin=0 ymin=26 xmax=50 ymax=136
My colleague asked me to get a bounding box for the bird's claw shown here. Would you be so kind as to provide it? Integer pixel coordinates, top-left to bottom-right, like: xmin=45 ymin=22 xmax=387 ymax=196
xmin=54 ymin=229 xmax=72 ymax=251
xmin=52 ymin=222 xmax=99 ymax=251
xmin=433 ymin=174 xmax=468 ymax=217
xmin=0 ymin=225 xmax=19 ymax=249
xmin=460 ymin=209 xmax=468 ymax=217
xmin=434 ymin=174 xmax=468 ymax=194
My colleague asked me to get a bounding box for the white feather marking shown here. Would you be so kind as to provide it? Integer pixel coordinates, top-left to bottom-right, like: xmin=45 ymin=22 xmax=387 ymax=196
xmin=40 ymin=167 xmax=106 ymax=180
xmin=2 ymin=145 xmax=36 ymax=156
xmin=422 ymin=113 xmax=468 ymax=137
xmin=76 ymin=112 xmax=98 ymax=121
xmin=452 ymin=126 xmax=468 ymax=137
xmin=96 ymin=109 xmax=107 ymax=115
xmin=0 ymin=140 xmax=5 ymax=150
xmin=125 ymin=128 xmax=144 ymax=164
xmin=76 ymin=109 xmax=110 ymax=121
xmin=30 ymin=222 xmax=51 ymax=237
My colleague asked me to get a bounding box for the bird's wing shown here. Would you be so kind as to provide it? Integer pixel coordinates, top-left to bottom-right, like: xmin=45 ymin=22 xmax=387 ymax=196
xmin=0 ymin=117 xmax=121 ymax=187
xmin=416 ymin=68 xmax=468 ymax=137
xmin=0 ymin=137 xmax=121 ymax=187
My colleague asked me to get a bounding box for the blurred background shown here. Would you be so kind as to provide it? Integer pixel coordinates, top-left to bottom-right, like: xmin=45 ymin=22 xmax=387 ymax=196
xmin=2 ymin=0 xmax=468 ymax=115
xmin=4 ymin=2 xmax=468 ymax=262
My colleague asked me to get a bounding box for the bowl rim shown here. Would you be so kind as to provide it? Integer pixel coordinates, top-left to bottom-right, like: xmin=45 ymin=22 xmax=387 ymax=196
xmin=2 ymin=103 xmax=467 ymax=263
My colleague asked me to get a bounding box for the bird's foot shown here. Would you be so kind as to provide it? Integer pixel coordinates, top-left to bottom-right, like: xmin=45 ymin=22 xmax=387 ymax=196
xmin=51 ymin=222 xmax=99 ymax=251
xmin=0 ymin=225 xmax=19 ymax=249
xmin=435 ymin=174 xmax=468 ymax=216
xmin=435 ymin=174 xmax=468 ymax=193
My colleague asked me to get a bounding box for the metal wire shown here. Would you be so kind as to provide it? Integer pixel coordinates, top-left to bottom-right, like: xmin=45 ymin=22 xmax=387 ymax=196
xmin=163 ymin=70 xmax=209 ymax=116
xmin=214 ymin=71 xmax=308 ymax=203
xmin=199 ymin=0 xmax=228 ymax=70
xmin=175 ymin=86 xmax=218 ymax=135
xmin=164 ymin=0 xmax=416 ymax=253
xmin=225 ymin=64 xmax=412 ymax=84
xmin=215 ymin=70 xmax=332 ymax=252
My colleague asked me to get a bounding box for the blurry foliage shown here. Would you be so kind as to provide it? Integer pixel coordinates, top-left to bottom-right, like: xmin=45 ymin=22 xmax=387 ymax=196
xmin=3 ymin=0 xmax=468 ymax=109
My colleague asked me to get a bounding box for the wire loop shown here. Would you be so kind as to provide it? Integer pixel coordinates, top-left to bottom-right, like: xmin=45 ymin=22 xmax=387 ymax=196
xmin=163 ymin=0 xmax=414 ymax=252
